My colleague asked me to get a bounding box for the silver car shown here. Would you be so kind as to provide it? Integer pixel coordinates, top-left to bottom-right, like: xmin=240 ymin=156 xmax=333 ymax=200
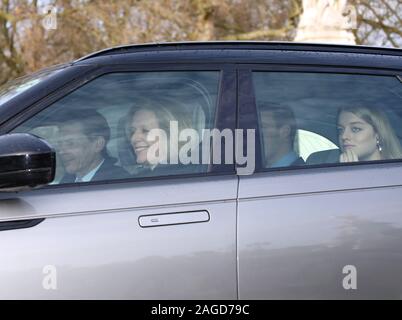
xmin=1 ymin=42 xmax=402 ymax=299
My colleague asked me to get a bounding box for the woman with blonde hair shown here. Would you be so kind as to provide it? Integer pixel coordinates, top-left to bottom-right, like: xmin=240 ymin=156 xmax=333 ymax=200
xmin=126 ymin=97 xmax=195 ymax=175
xmin=337 ymin=105 xmax=402 ymax=163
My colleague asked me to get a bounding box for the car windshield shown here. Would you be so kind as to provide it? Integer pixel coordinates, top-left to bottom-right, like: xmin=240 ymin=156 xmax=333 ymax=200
xmin=0 ymin=64 xmax=66 ymax=107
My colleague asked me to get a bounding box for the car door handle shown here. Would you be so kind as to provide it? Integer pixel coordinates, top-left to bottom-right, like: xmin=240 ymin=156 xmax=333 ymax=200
xmin=138 ymin=210 xmax=210 ymax=228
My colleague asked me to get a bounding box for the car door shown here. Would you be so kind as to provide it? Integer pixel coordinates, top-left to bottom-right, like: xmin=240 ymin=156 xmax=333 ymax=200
xmin=0 ymin=64 xmax=238 ymax=299
xmin=237 ymin=65 xmax=402 ymax=299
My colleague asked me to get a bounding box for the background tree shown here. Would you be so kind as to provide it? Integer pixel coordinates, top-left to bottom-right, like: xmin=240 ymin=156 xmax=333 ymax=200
xmin=353 ymin=0 xmax=402 ymax=47
xmin=0 ymin=0 xmax=401 ymax=85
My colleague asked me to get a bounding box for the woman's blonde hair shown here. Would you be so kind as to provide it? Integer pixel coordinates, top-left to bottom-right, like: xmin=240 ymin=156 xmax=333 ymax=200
xmin=127 ymin=97 xmax=192 ymax=138
xmin=126 ymin=97 xmax=194 ymax=166
xmin=338 ymin=106 xmax=402 ymax=160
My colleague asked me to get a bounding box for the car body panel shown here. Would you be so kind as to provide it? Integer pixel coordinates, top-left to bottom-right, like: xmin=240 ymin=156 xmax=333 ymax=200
xmin=0 ymin=176 xmax=238 ymax=299
xmin=238 ymin=168 xmax=402 ymax=299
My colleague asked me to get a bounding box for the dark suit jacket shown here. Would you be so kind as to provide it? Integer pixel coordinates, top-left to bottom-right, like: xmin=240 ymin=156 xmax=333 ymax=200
xmin=60 ymin=157 xmax=130 ymax=183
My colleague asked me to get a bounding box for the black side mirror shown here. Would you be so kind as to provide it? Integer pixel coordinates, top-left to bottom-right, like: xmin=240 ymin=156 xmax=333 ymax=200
xmin=0 ymin=133 xmax=56 ymax=192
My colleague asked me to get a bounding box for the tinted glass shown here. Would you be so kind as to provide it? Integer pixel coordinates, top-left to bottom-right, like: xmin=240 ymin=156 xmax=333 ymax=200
xmin=13 ymin=71 xmax=220 ymax=184
xmin=253 ymin=72 xmax=402 ymax=169
xmin=0 ymin=65 xmax=64 ymax=107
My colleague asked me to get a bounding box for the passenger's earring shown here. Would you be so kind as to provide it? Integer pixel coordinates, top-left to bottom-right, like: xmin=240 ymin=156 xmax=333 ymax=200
xmin=376 ymin=137 xmax=382 ymax=152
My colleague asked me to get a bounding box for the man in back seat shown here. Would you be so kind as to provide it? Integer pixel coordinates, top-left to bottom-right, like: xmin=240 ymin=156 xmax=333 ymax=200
xmin=259 ymin=103 xmax=305 ymax=168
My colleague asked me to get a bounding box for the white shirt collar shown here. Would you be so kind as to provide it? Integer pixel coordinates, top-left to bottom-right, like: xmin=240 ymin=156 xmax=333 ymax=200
xmin=75 ymin=159 xmax=104 ymax=182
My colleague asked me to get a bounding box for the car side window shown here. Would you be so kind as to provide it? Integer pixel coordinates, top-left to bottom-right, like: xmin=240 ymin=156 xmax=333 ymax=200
xmin=253 ymin=72 xmax=402 ymax=169
xmin=12 ymin=71 xmax=220 ymax=184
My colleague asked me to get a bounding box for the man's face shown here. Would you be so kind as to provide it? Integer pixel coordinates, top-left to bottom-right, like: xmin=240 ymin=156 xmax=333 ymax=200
xmin=58 ymin=122 xmax=103 ymax=177
xmin=260 ymin=111 xmax=281 ymax=163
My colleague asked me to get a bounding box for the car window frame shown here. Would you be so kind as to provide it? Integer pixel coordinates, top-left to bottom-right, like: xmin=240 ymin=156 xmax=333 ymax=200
xmin=237 ymin=63 xmax=402 ymax=175
xmin=0 ymin=64 xmax=93 ymax=129
xmin=1 ymin=63 xmax=237 ymax=188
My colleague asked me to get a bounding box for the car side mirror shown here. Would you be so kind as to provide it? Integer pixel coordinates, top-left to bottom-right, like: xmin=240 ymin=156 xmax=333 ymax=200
xmin=0 ymin=133 xmax=56 ymax=192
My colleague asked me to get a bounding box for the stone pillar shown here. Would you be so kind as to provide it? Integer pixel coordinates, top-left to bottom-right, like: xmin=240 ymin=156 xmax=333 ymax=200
xmin=295 ymin=0 xmax=356 ymax=44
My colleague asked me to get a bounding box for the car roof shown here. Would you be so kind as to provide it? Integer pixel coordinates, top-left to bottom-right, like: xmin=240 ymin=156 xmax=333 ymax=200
xmin=73 ymin=41 xmax=402 ymax=71
xmin=77 ymin=41 xmax=402 ymax=58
